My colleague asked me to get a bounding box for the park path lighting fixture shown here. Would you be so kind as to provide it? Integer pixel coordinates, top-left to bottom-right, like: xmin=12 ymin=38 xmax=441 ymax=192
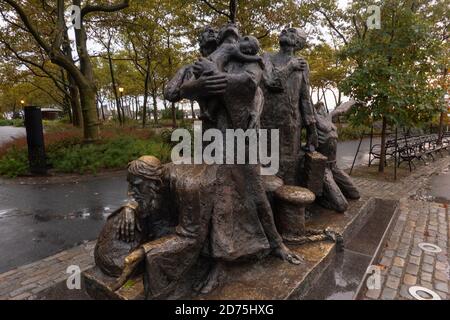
xmin=119 ymin=87 xmax=125 ymax=122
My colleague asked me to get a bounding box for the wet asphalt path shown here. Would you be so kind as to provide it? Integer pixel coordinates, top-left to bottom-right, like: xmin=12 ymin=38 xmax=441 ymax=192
xmin=0 ymin=138 xmax=376 ymax=273
xmin=336 ymin=137 xmax=380 ymax=170
xmin=0 ymin=175 xmax=127 ymax=273
xmin=0 ymin=126 xmax=26 ymax=146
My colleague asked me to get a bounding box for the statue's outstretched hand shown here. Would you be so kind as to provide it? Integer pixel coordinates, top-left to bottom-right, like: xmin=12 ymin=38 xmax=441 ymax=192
xmin=115 ymin=206 xmax=140 ymax=243
xmin=194 ymin=58 xmax=217 ymax=76
xmin=110 ymin=248 xmax=145 ymax=292
xmin=289 ymin=58 xmax=307 ymax=72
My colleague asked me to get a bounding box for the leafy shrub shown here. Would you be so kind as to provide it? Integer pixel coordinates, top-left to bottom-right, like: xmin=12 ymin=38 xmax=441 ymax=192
xmin=0 ymin=147 xmax=28 ymax=178
xmin=0 ymin=119 xmax=24 ymax=127
xmin=337 ymin=124 xmax=378 ymax=141
xmin=47 ymin=136 xmax=172 ymax=174
xmin=161 ymin=108 xmax=184 ymax=120
xmin=0 ymin=133 xmax=172 ymax=177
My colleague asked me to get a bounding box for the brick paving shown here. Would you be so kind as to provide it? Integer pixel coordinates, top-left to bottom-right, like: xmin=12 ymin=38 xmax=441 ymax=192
xmin=360 ymin=155 xmax=450 ymax=300
xmin=364 ymin=199 xmax=449 ymax=300
xmin=0 ymin=242 xmax=95 ymax=300
xmin=0 ymin=156 xmax=449 ymax=300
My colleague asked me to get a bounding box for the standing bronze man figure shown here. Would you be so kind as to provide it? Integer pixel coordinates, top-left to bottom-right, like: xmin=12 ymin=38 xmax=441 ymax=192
xmin=261 ymin=27 xmax=319 ymax=185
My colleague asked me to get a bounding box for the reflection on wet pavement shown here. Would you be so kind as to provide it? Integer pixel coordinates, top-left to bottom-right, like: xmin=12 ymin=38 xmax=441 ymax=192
xmin=304 ymin=200 xmax=396 ymax=300
xmin=429 ymin=167 xmax=450 ymax=204
xmin=337 ymin=137 xmax=380 ymax=169
xmin=0 ymin=174 xmax=127 ymax=273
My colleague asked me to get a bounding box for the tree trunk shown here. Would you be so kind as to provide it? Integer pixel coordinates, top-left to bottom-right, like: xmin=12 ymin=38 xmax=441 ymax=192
xmin=151 ymin=91 xmax=158 ymax=125
xmin=142 ymin=67 xmax=151 ymax=128
xmin=171 ymin=102 xmax=177 ymax=128
xmin=69 ymin=76 xmax=83 ymax=128
xmin=190 ymin=100 xmax=195 ymax=119
xmin=74 ymin=8 xmax=100 ymax=141
xmin=438 ymin=68 xmax=447 ymax=144
xmin=100 ymin=100 xmax=106 ymax=121
xmin=134 ymin=96 xmax=139 ymax=121
xmin=438 ymin=112 xmax=445 ymax=145
xmin=107 ymin=48 xmax=122 ymax=125
xmin=63 ymin=94 xmax=73 ymax=124
xmin=63 ymin=29 xmax=82 ymax=128
xmin=378 ymin=116 xmax=388 ymax=173
xmin=80 ymin=85 xmax=100 ymax=142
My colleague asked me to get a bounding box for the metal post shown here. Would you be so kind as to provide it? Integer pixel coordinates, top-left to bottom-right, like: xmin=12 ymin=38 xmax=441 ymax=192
xmin=24 ymin=106 xmax=47 ymax=175
xmin=394 ymin=127 xmax=398 ymax=181
xmin=368 ymin=125 xmax=374 ymax=167
xmin=350 ymin=131 xmax=365 ymax=176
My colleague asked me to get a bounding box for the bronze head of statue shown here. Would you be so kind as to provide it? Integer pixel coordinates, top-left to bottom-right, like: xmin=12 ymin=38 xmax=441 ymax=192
xmin=279 ymin=27 xmax=307 ymax=51
xmin=239 ymin=35 xmax=261 ymax=55
xmin=314 ymin=101 xmax=327 ymax=117
xmin=127 ymin=156 xmax=163 ymax=216
xmin=198 ymin=26 xmax=219 ymax=57
xmin=218 ymin=22 xmax=241 ymax=44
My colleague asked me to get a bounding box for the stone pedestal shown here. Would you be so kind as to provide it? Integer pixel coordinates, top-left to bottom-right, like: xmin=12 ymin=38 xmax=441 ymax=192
xmin=302 ymin=152 xmax=327 ymax=196
xmin=274 ymin=186 xmax=315 ymax=239
xmin=85 ymin=197 xmax=375 ymax=300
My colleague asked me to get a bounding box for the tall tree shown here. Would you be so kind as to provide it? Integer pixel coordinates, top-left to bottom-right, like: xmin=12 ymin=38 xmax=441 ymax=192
xmin=1 ymin=0 xmax=130 ymax=141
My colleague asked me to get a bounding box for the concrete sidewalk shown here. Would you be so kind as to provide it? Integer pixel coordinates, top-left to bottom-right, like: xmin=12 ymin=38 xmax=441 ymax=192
xmin=0 ymin=126 xmax=25 ymax=146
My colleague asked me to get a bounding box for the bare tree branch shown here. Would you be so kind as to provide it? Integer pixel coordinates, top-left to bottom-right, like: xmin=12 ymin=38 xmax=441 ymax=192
xmin=81 ymin=0 xmax=130 ymax=18
xmin=200 ymin=0 xmax=232 ymax=20
xmin=319 ymin=10 xmax=348 ymax=45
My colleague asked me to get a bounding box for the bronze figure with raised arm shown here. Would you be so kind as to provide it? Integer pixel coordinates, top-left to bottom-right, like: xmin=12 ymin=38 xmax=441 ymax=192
xmin=314 ymin=100 xmax=362 ymax=212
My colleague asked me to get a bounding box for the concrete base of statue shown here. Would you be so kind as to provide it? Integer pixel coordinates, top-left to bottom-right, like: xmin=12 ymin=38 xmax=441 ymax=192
xmin=84 ymin=196 xmax=379 ymax=300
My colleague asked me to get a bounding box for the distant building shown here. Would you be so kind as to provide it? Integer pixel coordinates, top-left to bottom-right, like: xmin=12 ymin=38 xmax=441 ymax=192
xmin=40 ymin=108 xmax=63 ymax=120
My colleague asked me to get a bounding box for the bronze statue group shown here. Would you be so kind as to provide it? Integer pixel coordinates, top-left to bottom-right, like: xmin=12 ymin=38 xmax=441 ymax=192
xmin=94 ymin=23 xmax=361 ymax=299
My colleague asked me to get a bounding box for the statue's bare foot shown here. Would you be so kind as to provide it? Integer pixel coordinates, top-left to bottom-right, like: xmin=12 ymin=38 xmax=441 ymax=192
xmin=194 ymin=262 xmax=226 ymax=294
xmin=273 ymin=244 xmax=304 ymax=265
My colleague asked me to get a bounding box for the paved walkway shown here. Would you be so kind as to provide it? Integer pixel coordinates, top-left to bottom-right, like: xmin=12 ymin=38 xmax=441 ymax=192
xmin=0 ymin=241 xmax=95 ymax=300
xmin=353 ymin=156 xmax=450 ymax=300
xmin=0 ymin=155 xmax=448 ymax=300
xmin=0 ymin=126 xmax=25 ymax=146
xmin=0 ymin=173 xmax=127 ymax=273
xmin=364 ymin=199 xmax=449 ymax=300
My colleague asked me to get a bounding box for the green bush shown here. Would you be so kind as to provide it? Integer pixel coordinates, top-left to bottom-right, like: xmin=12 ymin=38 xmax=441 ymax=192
xmin=48 ymin=136 xmax=172 ymax=174
xmin=0 ymin=147 xmax=29 ymax=178
xmin=0 ymin=119 xmax=24 ymax=127
xmin=161 ymin=108 xmax=184 ymax=120
xmin=337 ymin=125 xmax=372 ymax=141
xmin=0 ymin=136 xmax=172 ymax=177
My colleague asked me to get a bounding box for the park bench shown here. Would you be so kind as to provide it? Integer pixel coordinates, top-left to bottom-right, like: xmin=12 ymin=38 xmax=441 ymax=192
xmin=369 ymin=132 xmax=450 ymax=172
